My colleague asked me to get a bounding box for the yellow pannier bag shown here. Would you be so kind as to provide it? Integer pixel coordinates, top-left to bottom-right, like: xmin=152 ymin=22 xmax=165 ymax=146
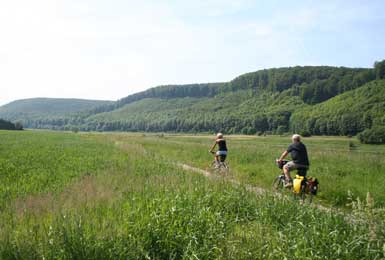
xmin=293 ymin=175 xmax=304 ymax=194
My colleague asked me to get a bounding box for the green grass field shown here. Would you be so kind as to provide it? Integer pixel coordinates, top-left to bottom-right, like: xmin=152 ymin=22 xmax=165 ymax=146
xmin=0 ymin=130 xmax=384 ymax=259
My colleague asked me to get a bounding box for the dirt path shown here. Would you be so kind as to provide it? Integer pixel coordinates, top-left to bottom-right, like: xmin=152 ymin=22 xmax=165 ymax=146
xmin=177 ymin=163 xmax=333 ymax=213
xmin=178 ymin=163 xmax=280 ymax=195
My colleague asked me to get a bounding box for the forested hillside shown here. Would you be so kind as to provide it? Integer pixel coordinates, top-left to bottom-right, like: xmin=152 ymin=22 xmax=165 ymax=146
xmin=85 ymin=90 xmax=305 ymax=133
xmin=0 ymin=98 xmax=113 ymax=129
xmin=81 ymin=64 xmax=378 ymax=134
xmin=290 ymin=80 xmax=385 ymax=135
xmin=0 ymin=60 xmax=384 ymax=136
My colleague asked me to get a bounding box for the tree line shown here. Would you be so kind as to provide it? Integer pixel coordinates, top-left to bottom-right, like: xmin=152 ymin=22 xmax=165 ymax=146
xmin=0 ymin=119 xmax=23 ymax=130
xmin=1 ymin=60 xmax=384 ymax=143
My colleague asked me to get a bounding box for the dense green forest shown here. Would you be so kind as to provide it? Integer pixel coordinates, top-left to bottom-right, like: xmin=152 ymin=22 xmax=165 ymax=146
xmin=290 ymin=79 xmax=385 ymax=135
xmin=0 ymin=60 xmax=384 ymax=141
xmin=0 ymin=119 xmax=23 ymax=130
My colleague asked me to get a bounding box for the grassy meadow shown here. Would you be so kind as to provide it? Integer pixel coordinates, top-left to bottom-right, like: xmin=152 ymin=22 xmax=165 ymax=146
xmin=0 ymin=130 xmax=384 ymax=259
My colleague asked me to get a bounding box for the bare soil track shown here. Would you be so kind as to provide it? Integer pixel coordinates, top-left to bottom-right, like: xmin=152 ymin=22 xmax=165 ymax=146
xmin=178 ymin=163 xmax=333 ymax=213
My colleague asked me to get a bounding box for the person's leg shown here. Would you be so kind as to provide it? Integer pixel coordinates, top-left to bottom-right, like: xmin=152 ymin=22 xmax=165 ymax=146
xmin=214 ymin=151 xmax=220 ymax=165
xmin=283 ymin=161 xmax=296 ymax=186
xmin=283 ymin=165 xmax=291 ymax=180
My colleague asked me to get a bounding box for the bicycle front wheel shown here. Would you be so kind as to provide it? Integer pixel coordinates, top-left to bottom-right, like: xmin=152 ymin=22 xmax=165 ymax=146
xmin=272 ymin=176 xmax=284 ymax=190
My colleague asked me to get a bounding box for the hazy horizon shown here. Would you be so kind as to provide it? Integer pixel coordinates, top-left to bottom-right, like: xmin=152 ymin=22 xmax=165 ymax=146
xmin=1 ymin=0 xmax=385 ymax=106
xmin=0 ymin=62 xmax=377 ymax=106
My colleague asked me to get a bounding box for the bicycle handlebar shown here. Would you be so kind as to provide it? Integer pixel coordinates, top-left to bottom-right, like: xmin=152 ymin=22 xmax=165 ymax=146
xmin=276 ymin=159 xmax=289 ymax=169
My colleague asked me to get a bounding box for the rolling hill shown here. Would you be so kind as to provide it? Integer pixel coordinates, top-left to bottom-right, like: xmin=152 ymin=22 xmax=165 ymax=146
xmin=0 ymin=98 xmax=113 ymax=129
xmin=0 ymin=60 xmax=384 ymax=136
xmin=81 ymin=65 xmax=377 ymax=134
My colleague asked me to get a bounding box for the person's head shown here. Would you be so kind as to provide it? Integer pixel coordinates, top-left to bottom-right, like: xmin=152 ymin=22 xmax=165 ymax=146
xmin=216 ymin=132 xmax=223 ymax=139
xmin=292 ymin=134 xmax=301 ymax=143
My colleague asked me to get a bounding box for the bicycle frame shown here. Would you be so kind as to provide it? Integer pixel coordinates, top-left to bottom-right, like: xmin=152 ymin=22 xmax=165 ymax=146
xmin=273 ymin=160 xmax=317 ymax=203
xmin=209 ymin=151 xmax=229 ymax=173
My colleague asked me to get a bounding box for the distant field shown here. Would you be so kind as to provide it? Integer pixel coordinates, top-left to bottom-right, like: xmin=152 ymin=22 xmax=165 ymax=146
xmin=0 ymin=130 xmax=384 ymax=259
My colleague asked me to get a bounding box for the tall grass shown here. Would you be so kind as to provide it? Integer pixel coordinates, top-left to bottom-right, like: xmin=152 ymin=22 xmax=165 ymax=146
xmin=0 ymin=131 xmax=128 ymax=211
xmin=133 ymin=134 xmax=385 ymax=207
xmin=0 ymin=131 xmax=384 ymax=259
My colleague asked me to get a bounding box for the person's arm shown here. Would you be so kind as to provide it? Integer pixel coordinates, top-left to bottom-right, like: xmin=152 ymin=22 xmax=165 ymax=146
xmin=209 ymin=141 xmax=217 ymax=153
xmin=278 ymin=150 xmax=289 ymax=162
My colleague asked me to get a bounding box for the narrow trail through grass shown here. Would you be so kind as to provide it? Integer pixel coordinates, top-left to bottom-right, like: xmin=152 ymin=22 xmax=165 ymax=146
xmin=177 ymin=162 xmax=334 ymax=214
xmin=178 ymin=163 xmax=265 ymax=195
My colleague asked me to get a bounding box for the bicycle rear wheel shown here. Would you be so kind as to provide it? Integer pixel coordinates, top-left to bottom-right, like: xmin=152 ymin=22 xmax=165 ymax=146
xmin=219 ymin=162 xmax=229 ymax=174
xmin=296 ymin=183 xmax=313 ymax=204
xmin=211 ymin=160 xmax=218 ymax=169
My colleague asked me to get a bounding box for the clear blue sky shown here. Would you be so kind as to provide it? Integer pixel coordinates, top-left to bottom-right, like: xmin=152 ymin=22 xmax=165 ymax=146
xmin=1 ymin=0 xmax=384 ymax=105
